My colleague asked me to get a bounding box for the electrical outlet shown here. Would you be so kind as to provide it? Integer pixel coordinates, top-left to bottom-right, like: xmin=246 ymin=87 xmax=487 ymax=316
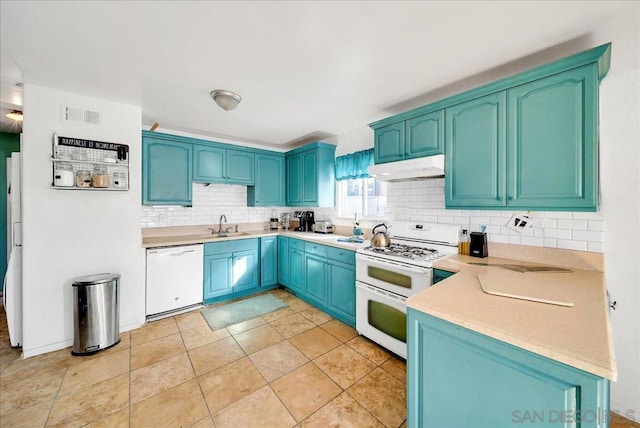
xmin=506 ymin=213 xmax=532 ymax=233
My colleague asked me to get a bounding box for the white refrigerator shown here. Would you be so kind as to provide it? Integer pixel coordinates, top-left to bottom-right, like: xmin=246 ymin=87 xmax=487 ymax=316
xmin=3 ymin=152 xmax=22 ymax=347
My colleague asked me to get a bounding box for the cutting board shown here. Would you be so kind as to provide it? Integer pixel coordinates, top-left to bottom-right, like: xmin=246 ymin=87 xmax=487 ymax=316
xmin=477 ymin=274 xmax=574 ymax=307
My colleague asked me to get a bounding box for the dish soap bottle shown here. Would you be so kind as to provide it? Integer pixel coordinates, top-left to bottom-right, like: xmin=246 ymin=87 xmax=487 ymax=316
xmin=459 ymin=229 xmax=470 ymax=255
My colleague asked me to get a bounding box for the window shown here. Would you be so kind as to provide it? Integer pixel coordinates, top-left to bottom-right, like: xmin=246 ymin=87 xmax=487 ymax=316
xmin=337 ymin=177 xmax=387 ymax=218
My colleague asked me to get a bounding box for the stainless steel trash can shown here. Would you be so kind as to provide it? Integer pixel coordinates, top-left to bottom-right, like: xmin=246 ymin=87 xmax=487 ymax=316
xmin=72 ymin=273 xmax=121 ymax=355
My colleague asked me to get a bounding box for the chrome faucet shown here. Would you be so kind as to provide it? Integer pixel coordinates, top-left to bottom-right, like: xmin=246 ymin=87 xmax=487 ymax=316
xmin=218 ymin=214 xmax=227 ymax=236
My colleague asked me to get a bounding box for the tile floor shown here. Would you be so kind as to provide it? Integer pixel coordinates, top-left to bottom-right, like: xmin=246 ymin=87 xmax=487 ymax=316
xmin=0 ymin=289 xmax=407 ymax=427
xmin=1 ymin=288 xmax=638 ymax=427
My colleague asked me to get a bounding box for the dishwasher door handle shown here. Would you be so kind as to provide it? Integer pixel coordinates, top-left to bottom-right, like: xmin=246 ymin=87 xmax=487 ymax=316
xmin=149 ymin=249 xmax=196 ymax=257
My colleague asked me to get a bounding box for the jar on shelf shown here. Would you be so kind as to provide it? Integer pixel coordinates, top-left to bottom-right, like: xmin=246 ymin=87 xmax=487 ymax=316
xmin=112 ymin=172 xmax=126 ymax=189
xmin=54 ymin=163 xmax=74 ymax=187
xmin=91 ymin=165 xmax=109 ymax=188
xmin=76 ymin=170 xmax=92 ymax=188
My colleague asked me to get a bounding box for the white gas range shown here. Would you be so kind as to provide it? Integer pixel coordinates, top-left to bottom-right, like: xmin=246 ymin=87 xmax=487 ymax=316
xmin=355 ymin=221 xmax=461 ymax=358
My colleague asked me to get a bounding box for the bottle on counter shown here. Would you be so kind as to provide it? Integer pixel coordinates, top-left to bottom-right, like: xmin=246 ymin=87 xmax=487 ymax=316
xmin=459 ymin=229 xmax=470 ymax=255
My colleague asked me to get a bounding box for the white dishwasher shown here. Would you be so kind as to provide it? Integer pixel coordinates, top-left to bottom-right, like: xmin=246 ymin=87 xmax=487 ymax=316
xmin=146 ymin=244 xmax=204 ymax=320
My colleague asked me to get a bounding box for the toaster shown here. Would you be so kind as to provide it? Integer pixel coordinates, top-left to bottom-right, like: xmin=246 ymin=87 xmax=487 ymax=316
xmin=314 ymin=221 xmax=334 ymax=234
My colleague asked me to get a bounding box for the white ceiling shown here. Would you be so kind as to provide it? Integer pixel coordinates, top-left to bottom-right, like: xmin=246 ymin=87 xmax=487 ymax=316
xmin=0 ymin=1 xmax=633 ymax=146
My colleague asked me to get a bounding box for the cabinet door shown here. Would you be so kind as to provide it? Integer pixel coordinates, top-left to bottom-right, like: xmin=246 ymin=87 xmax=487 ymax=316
xmin=374 ymin=122 xmax=405 ymax=164
xmin=406 ymin=110 xmax=444 ymax=158
xmin=286 ymin=154 xmax=303 ymax=206
xmin=232 ymin=249 xmax=259 ymax=292
xmin=302 ymin=150 xmax=318 ymax=205
xmin=304 ymin=254 xmax=327 ymax=305
xmin=260 ymin=237 xmax=277 ymax=287
xmin=248 ymin=154 xmax=285 ymax=206
xmin=227 ymin=149 xmax=255 ymax=185
xmin=203 ymin=254 xmax=232 ymax=300
xmin=288 ymin=248 xmax=304 ymax=293
xmin=445 ymin=92 xmax=507 ymax=208
xmin=143 ymin=138 xmax=192 ymax=205
xmin=507 ymin=65 xmax=598 ymax=210
xmin=277 ymin=236 xmax=289 ymax=286
xmin=193 ymin=144 xmax=226 ymax=183
xmin=328 ymin=261 xmax=356 ymax=325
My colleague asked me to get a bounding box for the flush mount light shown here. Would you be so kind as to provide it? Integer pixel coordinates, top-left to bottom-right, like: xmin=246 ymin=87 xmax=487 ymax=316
xmin=210 ymin=89 xmax=242 ymax=111
xmin=5 ymin=110 xmax=23 ymax=121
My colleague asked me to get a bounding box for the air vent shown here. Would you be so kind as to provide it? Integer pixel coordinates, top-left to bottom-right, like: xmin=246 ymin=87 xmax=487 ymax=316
xmin=62 ymin=105 xmax=101 ymax=126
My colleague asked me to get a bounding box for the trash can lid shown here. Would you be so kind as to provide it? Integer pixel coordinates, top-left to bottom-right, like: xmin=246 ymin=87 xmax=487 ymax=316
xmin=73 ymin=273 xmax=121 ymax=286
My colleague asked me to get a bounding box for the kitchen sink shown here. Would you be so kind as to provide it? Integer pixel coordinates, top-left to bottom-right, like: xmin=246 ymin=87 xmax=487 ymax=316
xmin=200 ymin=231 xmax=252 ymax=239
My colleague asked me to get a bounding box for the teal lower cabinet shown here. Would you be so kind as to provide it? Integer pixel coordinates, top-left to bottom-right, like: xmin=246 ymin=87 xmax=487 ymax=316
xmin=407 ymin=309 xmax=610 ymax=428
xmin=432 ymin=268 xmax=455 ymax=284
xmin=203 ymin=239 xmax=259 ymax=304
xmin=260 ymin=236 xmax=277 ymax=287
xmin=281 ymin=238 xmax=356 ymax=327
xmin=277 ymin=236 xmax=289 ymax=287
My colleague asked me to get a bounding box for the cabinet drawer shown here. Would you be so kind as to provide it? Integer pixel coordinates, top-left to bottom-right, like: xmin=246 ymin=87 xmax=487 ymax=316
xmin=288 ymin=238 xmax=305 ymax=250
xmin=305 ymin=242 xmax=328 ymax=257
xmin=326 ymin=247 xmax=355 ymax=265
xmin=204 ymin=238 xmax=258 ymax=255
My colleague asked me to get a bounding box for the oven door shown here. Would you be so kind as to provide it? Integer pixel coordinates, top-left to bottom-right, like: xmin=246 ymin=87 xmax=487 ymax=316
xmin=356 ymin=253 xmax=432 ymax=297
xmin=356 ymin=281 xmax=407 ymax=359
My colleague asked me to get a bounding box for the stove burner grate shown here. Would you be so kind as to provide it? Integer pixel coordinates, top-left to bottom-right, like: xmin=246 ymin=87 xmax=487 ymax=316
xmin=365 ymin=244 xmax=438 ymax=259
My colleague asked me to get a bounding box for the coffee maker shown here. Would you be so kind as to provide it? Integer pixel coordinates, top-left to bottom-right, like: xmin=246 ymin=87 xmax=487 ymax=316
xmin=301 ymin=211 xmax=315 ymax=232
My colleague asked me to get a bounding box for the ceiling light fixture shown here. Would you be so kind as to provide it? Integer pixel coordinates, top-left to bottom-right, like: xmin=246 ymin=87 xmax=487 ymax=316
xmin=210 ymin=89 xmax=242 ymax=111
xmin=5 ymin=110 xmax=23 ymax=121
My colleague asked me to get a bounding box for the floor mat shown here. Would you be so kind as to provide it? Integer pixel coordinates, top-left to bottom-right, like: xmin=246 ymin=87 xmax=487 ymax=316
xmin=201 ymin=294 xmax=288 ymax=330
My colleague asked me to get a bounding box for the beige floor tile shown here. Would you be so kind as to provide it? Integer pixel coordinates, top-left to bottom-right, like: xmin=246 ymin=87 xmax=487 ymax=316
xmin=199 ymin=357 xmax=266 ymax=412
xmin=299 ymin=392 xmax=384 ymax=428
xmin=0 ymin=347 xmax=22 ymax=375
xmin=181 ymin=323 xmax=230 ymax=351
xmin=118 ymin=331 xmax=131 ymax=348
xmin=0 ymin=366 xmax=66 ymax=415
xmin=347 ymin=368 xmax=407 ymax=428
xmin=188 ymin=336 xmax=245 ymax=375
xmin=248 ymin=341 xmax=308 ymax=382
xmin=346 ymin=336 xmax=392 ymax=366
xmin=175 ymin=310 xmax=209 ymax=332
xmin=320 ymin=319 xmax=359 ymax=342
xmin=399 ymin=420 xmax=407 ymax=428
xmin=226 ymin=317 xmax=265 ymax=335
xmin=212 ymin=385 xmax=296 ymax=428
xmin=0 ymin=400 xmax=51 ymax=428
xmin=47 ymin=373 xmax=129 ymax=427
xmin=131 ymin=333 xmax=185 ymax=370
xmin=610 ymin=412 xmax=640 ymax=427
xmin=288 ymin=327 xmax=341 ymax=360
xmin=381 ymin=356 xmax=407 ymax=383
xmin=130 ymin=352 xmax=195 ymax=404
xmin=271 ymin=362 xmax=341 ymax=422
xmin=286 ymin=297 xmax=312 ymax=312
xmin=130 ymin=317 xmax=179 ymax=347
xmin=261 ymin=307 xmax=296 ymax=323
xmin=59 ymin=348 xmax=129 ymax=395
xmin=269 ymin=288 xmax=294 ymax=300
xmin=85 ymin=408 xmax=129 ymax=427
xmin=269 ymin=313 xmax=316 ymax=339
xmin=314 ymin=344 xmax=376 ymax=389
xmin=1 ymin=347 xmax=70 ymax=381
xmin=234 ymin=324 xmax=284 ymax=354
xmin=191 ymin=415 xmax=215 ymax=427
xmin=299 ymin=307 xmax=333 ymax=325
xmin=131 ymin=378 xmax=209 ymax=427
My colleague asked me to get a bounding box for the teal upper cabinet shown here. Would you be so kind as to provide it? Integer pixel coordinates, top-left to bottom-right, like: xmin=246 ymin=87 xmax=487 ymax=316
xmin=374 ymin=122 xmax=404 ymax=163
xmin=248 ymin=153 xmax=285 ymax=206
xmin=142 ymin=134 xmax=193 ymax=206
xmin=373 ymin=110 xmax=444 ymax=164
xmin=506 ymin=65 xmax=598 ymax=210
xmin=193 ymin=144 xmax=254 ymax=185
xmin=445 ymin=92 xmax=507 ymax=208
xmin=370 ymin=43 xmax=610 ymax=211
xmin=285 ymin=142 xmax=336 ymax=207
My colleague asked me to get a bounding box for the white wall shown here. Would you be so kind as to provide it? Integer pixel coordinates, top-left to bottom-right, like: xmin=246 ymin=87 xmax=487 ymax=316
xmin=21 ymin=85 xmax=143 ymax=357
xmin=332 ymin=7 xmax=640 ymax=417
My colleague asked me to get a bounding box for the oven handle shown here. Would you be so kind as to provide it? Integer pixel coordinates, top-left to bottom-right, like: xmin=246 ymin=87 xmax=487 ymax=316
xmin=356 ymin=254 xmax=432 ymax=275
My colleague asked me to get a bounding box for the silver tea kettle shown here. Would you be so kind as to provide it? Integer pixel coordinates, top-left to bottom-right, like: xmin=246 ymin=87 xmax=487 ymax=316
xmin=370 ymin=223 xmax=391 ymax=248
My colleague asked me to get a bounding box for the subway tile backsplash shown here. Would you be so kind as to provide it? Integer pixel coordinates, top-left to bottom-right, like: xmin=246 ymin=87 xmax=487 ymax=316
xmin=387 ymin=178 xmax=604 ymax=253
xmin=141 ymin=183 xmax=336 ymax=228
xmin=141 ymin=178 xmax=604 ymax=253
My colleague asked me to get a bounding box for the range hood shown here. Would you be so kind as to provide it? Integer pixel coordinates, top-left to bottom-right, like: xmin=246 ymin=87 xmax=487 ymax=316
xmin=368 ymin=155 xmax=445 ymax=181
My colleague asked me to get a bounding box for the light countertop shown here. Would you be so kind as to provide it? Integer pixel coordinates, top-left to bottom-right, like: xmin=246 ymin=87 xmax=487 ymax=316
xmin=408 ymin=254 xmax=617 ymax=380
